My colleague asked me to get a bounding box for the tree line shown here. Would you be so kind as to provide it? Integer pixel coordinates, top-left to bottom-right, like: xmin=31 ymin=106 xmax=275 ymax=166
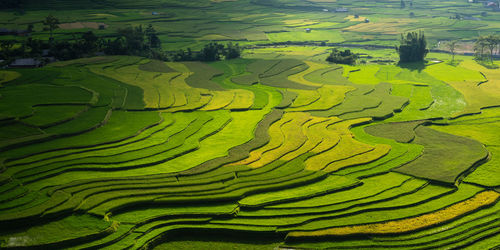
xmin=0 ymin=14 xmax=242 ymax=64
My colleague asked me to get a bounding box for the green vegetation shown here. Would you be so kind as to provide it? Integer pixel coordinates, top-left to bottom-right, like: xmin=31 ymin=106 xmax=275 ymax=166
xmin=474 ymin=34 xmax=500 ymax=65
xmin=1 ymin=54 xmax=499 ymax=250
xmin=396 ymin=31 xmax=429 ymax=63
xmin=326 ymin=48 xmax=357 ymax=65
xmin=0 ymin=0 xmax=499 ymax=249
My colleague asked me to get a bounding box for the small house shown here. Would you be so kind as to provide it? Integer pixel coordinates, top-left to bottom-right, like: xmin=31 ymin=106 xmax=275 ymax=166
xmin=364 ymin=18 xmax=370 ymax=23
xmin=152 ymin=12 xmax=159 ymax=15
xmin=9 ymin=58 xmax=42 ymax=68
xmin=335 ymin=7 xmax=349 ymax=12
xmin=305 ymin=28 xmax=311 ymax=33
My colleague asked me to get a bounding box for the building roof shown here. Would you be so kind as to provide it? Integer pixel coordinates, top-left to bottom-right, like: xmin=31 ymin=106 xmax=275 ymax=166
xmin=9 ymin=58 xmax=41 ymax=67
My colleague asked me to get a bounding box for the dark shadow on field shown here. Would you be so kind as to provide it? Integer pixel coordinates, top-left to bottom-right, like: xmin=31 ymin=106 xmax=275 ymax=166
xmin=149 ymin=228 xmax=283 ymax=249
xmin=397 ymin=61 xmax=427 ymax=72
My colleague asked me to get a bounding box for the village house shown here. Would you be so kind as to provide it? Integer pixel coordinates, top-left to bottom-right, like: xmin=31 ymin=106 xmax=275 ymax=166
xmin=9 ymin=58 xmax=42 ymax=68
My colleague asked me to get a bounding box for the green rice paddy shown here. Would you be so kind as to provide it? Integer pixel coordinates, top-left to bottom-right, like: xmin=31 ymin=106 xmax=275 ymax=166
xmin=1 ymin=0 xmax=500 ymax=249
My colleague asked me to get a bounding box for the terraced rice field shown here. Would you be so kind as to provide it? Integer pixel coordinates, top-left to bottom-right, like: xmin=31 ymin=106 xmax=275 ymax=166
xmin=0 ymin=55 xmax=499 ymax=249
xmin=3 ymin=0 xmax=499 ymax=52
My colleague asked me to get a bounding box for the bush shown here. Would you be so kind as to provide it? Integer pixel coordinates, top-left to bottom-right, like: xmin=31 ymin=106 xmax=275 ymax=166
xmin=326 ymin=48 xmax=357 ymax=65
xmin=395 ymin=31 xmax=429 ymax=63
xmin=173 ymin=42 xmax=242 ymax=62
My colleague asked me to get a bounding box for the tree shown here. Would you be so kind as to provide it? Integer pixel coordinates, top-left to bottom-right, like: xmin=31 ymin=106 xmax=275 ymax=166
xmin=484 ymin=34 xmax=500 ymax=63
xmin=173 ymin=43 xmax=241 ymax=62
xmin=223 ymin=42 xmax=242 ymax=60
xmin=400 ymin=0 xmax=405 ymax=9
xmin=326 ymin=48 xmax=357 ymax=65
xmin=173 ymin=48 xmax=194 ymax=61
xmin=474 ymin=37 xmax=486 ymax=61
xmin=475 ymin=35 xmax=500 ymax=63
xmin=0 ymin=40 xmax=15 ymax=59
xmin=145 ymin=24 xmax=161 ymax=49
xmin=27 ymin=24 xmax=34 ymax=33
xmin=103 ymin=37 xmax=126 ymax=55
xmin=43 ymin=14 xmax=59 ymax=41
xmin=25 ymin=37 xmax=43 ymax=56
xmin=395 ymin=31 xmax=429 ymax=63
xmin=81 ymin=31 xmax=99 ymax=54
xmin=446 ymin=40 xmax=458 ymax=62
xmin=117 ymin=25 xmax=146 ymax=54
xmin=198 ymin=42 xmax=224 ymax=61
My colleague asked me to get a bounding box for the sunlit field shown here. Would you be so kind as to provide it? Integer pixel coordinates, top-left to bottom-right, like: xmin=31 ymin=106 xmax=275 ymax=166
xmin=0 ymin=0 xmax=499 ymax=249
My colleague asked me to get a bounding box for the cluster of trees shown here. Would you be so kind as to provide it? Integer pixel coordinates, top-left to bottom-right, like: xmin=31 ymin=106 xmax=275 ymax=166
xmin=103 ymin=24 xmax=163 ymax=59
xmin=1 ymin=14 xmax=243 ymax=64
xmin=400 ymin=0 xmax=413 ymax=9
xmin=173 ymin=42 xmax=242 ymax=62
xmin=0 ymin=14 xmax=166 ymax=62
xmin=474 ymin=34 xmax=500 ymax=63
xmin=0 ymin=25 xmax=165 ymax=61
xmin=325 ymin=48 xmax=357 ymax=65
xmin=395 ymin=31 xmax=429 ymax=63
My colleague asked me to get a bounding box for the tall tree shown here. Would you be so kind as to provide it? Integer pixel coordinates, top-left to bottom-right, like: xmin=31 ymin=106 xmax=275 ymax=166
xmin=145 ymin=24 xmax=161 ymax=49
xmin=475 ymin=35 xmax=500 ymax=63
xmin=484 ymin=34 xmax=500 ymax=63
xmin=81 ymin=31 xmax=99 ymax=54
xmin=224 ymin=42 xmax=242 ymax=60
xmin=0 ymin=40 xmax=15 ymax=59
xmin=25 ymin=38 xmax=43 ymax=56
xmin=117 ymin=25 xmax=145 ymax=54
xmin=395 ymin=31 xmax=429 ymax=63
xmin=198 ymin=42 xmax=224 ymax=61
xmin=474 ymin=37 xmax=487 ymax=61
xmin=446 ymin=40 xmax=458 ymax=62
xmin=43 ymin=14 xmax=59 ymax=41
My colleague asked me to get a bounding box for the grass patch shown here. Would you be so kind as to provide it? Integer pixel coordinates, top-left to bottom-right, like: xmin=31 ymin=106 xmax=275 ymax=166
xmin=395 ymin=125 xmax=488 ymax=185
